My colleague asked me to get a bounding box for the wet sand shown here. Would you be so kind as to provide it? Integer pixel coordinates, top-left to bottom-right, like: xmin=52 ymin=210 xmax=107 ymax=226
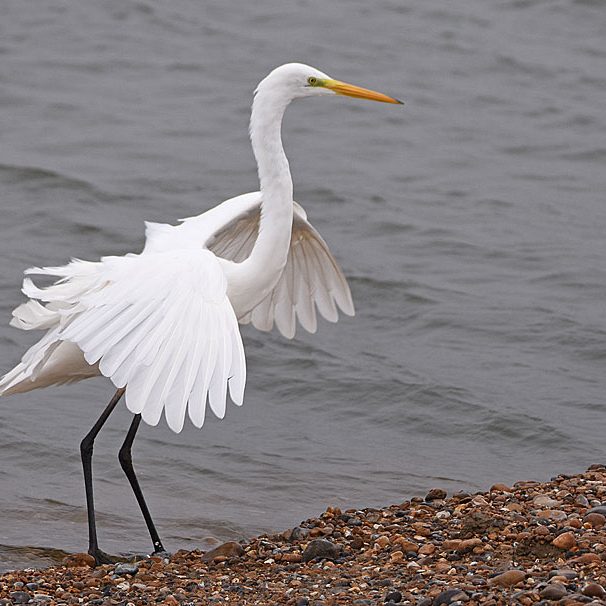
xmin=2 ymin=465 xmax=606 ymax=605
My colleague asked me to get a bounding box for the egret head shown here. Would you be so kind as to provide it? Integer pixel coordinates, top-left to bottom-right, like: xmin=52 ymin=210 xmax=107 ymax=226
xmin=256 ymin=63 xmax=402 ymax=105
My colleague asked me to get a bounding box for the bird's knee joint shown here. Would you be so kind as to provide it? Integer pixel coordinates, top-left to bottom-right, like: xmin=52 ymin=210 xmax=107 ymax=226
xmin=80 ymin=438 xmax=93 ymax=458
xmin=118 ymin=447 xmax=132 ymax=468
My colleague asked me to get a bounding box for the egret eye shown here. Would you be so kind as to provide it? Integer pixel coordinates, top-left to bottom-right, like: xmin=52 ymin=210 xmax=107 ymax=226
xmin=307 ymin=76 xmax=318 ymax=86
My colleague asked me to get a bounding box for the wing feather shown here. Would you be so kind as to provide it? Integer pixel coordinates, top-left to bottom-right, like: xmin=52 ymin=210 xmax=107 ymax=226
xmin=206 ymin=200 xmax=354 ymax=338
xmin=55 ymin=249 xmax=245 ymax=432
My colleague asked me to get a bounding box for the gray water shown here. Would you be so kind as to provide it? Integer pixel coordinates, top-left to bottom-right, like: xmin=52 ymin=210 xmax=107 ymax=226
xmin=1 ymin=0 xmax=605 ymax=571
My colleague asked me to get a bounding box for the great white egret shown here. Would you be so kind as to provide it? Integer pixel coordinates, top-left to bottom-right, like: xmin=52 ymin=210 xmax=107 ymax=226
xmin=0 ymin=63 xmax=401 ymax=563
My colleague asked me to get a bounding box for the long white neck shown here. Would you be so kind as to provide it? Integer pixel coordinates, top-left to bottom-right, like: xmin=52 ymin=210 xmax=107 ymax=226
xmin=225 ymin=84 xmax=295 ymax=310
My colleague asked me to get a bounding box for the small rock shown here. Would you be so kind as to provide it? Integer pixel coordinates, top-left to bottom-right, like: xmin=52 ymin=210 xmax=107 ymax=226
xmin=296 ymin=599 xmax=310 ymax=606
xmin=583 ymin=584 xmax=606 ymax=598
xmin=114 ymin=562 xmax=139 ymax=576
xmin=490 ymin=483 xmax=512 ymax=492
xmin=575 ymin=494 xmax=590 ymax=507
xmin=418 ymin=543 xmax=436 ymax=555
xmin=568 ymin=552 xmax=601 ymax=564
xmin=583 ymin=512 xmax=606 ymax=528
xmin=586 ymin=505 xmax=606 ymax=516
xmin=25 ymin=583 xmax=39 ymax=591
xmin=284 ymin=526 xmax=309 ymax=541
xmin=433 ymin=588 xmax=469 ymax=605
xmin=163 ymin=596 xmax=179 ymax=606
xmin=552 ymin=531 xmax=576 ymax=550
xmin=488 ymin=570 xmax=526 ymax=587
xmin=537 ymin=509 xmax=567 ymax=521
xmin=457 ymin=538 xmax=482 ymax=552
xmin=533 ymin=495 xmax=561 ymax=508
xmin=63 ymin=552 xmax=96 ymax=568
xmin=201 ymin=540 xmax=245 ymax=562
xmin=301 ymin=538 xmax=340 ymax=562
xmin=385 ymin=590 xmax=402 ymax=603
xmin=395 ymin=538 xmax=419 ymax=552
xmin=540 ymin=583 xmax=567 ymax=600
xmin=426 ymin=488 xmax=447 ymax=502
xmin=375 ymin=535 xmax=390 ymax=549
xmin=549 ymin=569 xmax=578 ymax=580
xmin=9 ymin=592 xmax=31 ymax=605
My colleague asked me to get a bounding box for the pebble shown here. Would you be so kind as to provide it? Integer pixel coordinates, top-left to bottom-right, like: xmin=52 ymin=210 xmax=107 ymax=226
xmin=301 ymin=538 xmax=341 ymax=562
xmin=575 ymin=494 xmax=590 ymax=507
xmin=533 ymin=495 xmax=561 ymax=508
xmin=487 ymin=570 xmax=526 ymax=587
xmin=583 ymin=583 xmax=606 ymax=598
xmin=583 ymin=512 xmax=606 ymax=528
xmin=539 ymin=583 xmax=567 ymax=600
xmin=586 ymin=506 xmax=606 ymax=516
xmin=490 ymin=483 xmax=512 ymax=492
xmin=552 ymin=531 xmax=576 ymax=550
xmin=426 ymin=488 xmax=447 ymax=501
xmin=395 ymin=538 xmax=419 ymax=552
xmin=433 ymin=588 xmax=469 ymax=605
xmin=114 ymin=562 xmax=139 ymax=576
xmin=201 ymin=540 xmax=245 ymax=562
xmin=549 ymin=569 xmax=578 ymax=580
xmin=385 ymin=590 xmax=402 ymax=603
xmin=9 ymin=592 xmax=31 ymax=604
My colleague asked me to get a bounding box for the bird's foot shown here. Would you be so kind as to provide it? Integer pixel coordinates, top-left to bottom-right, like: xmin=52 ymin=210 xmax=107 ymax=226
xmin=151 ymin=548 xmax=170 ymax=559
xmin=88 ymin=547 xmax=120 ymax=566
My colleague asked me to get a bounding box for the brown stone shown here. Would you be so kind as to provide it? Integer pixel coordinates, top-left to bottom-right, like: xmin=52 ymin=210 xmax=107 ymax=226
xmin=458 ymin=538 xmax=483 ymax=552
xmin=394 ymin=538 xmax=419 ymax=552
xmin=568 ymin=552 xmax=601 ymax=564
xmin=418 ymin=543 xmax=436 ymax=555
xmin=582 ymin=583 xmax=606 ymax=598
xmin=490 ymin=483 xmax=512 ymax=492
xmin=425 ymin=488 xmax=447 ymax=501
xmin=552 ymin=531 xmax=576 ymax=550
xmin=583 ymin=512 xmax=606 ymax=529
xmin=487 ymin=570 xmax=526 ymax=587
xmin=533 ymin=495 xmax=561 ymax=508
xmin=63 ymin=553 xmax=96 ymax=568
xmin=375 ymin=535 xmax=390 ymax=549
xmin=443 ymin=539 xmax=461 ymax=550
xmin=201 ymin=541 xmax=245 ymax=562
xmin=537 ymin=509 xmax=567 ymax=521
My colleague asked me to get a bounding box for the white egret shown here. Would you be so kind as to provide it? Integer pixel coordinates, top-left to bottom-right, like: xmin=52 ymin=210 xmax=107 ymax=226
xmin=0 ymin=63 xmax=401 ymax=563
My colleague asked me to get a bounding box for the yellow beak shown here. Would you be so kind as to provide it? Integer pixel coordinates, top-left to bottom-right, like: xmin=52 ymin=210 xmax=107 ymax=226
xmin=323 ymin=79 xmax=403 ymax=105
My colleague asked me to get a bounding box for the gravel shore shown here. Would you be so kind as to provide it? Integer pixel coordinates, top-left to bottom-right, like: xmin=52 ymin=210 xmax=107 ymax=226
xmin=2 ymin=465 xmax=606 ymax=605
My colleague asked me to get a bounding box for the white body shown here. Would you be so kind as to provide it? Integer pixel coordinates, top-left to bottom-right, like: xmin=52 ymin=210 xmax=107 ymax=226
xmin=0 ymin=64 xmax=355 ymax=433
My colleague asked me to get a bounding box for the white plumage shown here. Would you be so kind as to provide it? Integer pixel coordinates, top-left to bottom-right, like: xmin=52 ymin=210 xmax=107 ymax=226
xmin=0 ymin=62 xmax=400 ymax=562
xmin=0 ymin=64 xmax=397 ymax=432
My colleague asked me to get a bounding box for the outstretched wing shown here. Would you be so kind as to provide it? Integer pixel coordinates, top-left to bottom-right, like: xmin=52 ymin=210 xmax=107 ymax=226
xmin=20 ymin=250 xmax=245 ymax=433
xmin=207 ymin=201 xmax=355 ymax=338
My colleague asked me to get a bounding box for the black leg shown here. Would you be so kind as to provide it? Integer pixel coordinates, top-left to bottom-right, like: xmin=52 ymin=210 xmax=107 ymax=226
xmin=118 ymin=414 xmax=166 ymax=555
xmin=80 ymin=387 xmax=125 ymax=565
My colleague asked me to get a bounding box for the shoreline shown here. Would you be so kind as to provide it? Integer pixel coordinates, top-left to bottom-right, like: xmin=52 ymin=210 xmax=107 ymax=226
xmin=2 ymin=465 xmax=606 ymax=605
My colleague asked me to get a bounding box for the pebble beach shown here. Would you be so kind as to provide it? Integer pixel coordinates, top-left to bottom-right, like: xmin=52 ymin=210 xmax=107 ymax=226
xmin=2 ymin=465 xmax=606 ymax=605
